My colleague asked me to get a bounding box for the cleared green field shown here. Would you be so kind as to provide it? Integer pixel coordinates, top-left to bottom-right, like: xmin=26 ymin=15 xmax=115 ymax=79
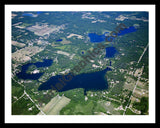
xmin=125 ymin=108 xmax=139 ymax=115
xmin=38 ymin=95 xmax=71 ymax=115
xmin=12 ymin=79 xmax=24 ymax=103
xmin=60 ymin=100 xmax=95 ymax=115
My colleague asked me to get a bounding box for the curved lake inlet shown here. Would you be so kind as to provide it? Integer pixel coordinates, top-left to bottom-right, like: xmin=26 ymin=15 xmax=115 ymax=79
xmin=16 ymin=59 xmax=53 ymax=80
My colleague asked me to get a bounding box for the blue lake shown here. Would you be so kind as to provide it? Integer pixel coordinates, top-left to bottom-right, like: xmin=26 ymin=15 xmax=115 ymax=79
xmin=118 ymin=26 xmax=137 ymax=36
xmin=88 ymin=26 xmax=136 ymax=58
xmin=88 ymin=33 xmax=106 ymax=43
xmin=56 ymin=39 xmax=63 ymax=42
xmin=105 ymin=47 xmax=118 ymax=58
xmin=38 ymin=67 xmax=112 ymax=94
xmin=37 ymin=11 xmax=43 ymax=14
xmin=88 ymin=26 xmax=137 ymax=43
xmin=22 ymin=13 xmax=34 ymax=17
xmin=16 ymin=58 xmax=111 ymax=94
xmin=16 ymin=59 xmax=53 ymax=80
xmin=33 ymin=59 xmax=53 ymax=68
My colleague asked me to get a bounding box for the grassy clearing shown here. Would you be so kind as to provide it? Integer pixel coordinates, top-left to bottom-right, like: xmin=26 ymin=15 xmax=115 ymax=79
xmin=12 ymin=79 xmax=24 ymax=103
xmin=60 ymin=100 xmax=95 ymax=115
xmin=20 ymin=23 xmax=32 ymax=27
xmin=60 ymin=38 xmax=71 ymax=45
xmin=39 ymin=95 xmax=71 ymax=115
xmin=125 ymin=108 xmax=138 ymax=115
xmin=54 ymin=45 xmax=68 ymax=50
xmin=74 ymin=101 xmax=94 ymax=115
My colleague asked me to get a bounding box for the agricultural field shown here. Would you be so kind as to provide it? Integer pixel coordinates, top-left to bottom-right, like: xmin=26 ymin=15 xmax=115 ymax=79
xmin=38 ymin=95 xmax=71 ymax=115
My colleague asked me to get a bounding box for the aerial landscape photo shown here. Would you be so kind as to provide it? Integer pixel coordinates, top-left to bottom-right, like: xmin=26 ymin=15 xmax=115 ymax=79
xmin=11 ymin=11 xmax=149 ymax=115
